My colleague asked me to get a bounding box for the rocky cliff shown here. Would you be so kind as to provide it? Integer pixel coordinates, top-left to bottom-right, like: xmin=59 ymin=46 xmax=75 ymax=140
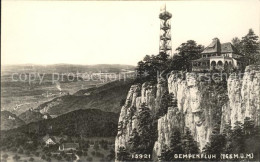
xmin=221 ymin=65 xmax=260 ymax=128
xmin=115 ymin=65 xmax=260 ymax=161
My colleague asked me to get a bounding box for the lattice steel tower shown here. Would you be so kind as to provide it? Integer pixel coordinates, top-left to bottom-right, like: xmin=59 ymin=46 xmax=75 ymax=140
xmin=159 ymin=5 xmax=172 ymax=57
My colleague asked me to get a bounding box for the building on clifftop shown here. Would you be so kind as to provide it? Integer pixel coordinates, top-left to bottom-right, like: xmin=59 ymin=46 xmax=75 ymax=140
xmin=192 ymin=38 xmax=245 ymax=71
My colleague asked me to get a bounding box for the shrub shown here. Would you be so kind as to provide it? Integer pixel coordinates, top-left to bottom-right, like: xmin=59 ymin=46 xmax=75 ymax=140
xmin=24 ymin=150 xmax=31 ymax=156
xmin=56 ymin=155 xmax=62 ymax=160
xmin=41 ymin=154 xmax=46 ymax=160
xmin=91 ymin=151 xmax=96 ymax=156
xmin=34 ymin=152 xmax=40 ymax=157
xmin=10 ymin=147 xmax=17 ymax=152
xmin=2 ymin=153 xmax=8 ymax=160
xmin=13 ymin=154 xmax=20 ymax=161
xmin=46 ymin=157 xmax=51 ymax=162
xmin=86 ymin=157 xmax=93 ymax=162
xmin=18 ymin=148 xmax=24 ymax=154
xmin=76 ymin=150 xmax=83 ymax=156
xmin=83 ymin=151 xmax=88 ymax=156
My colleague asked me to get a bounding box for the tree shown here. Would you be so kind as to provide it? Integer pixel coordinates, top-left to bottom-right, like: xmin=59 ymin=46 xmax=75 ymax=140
xmin=128 ymin=128 xmax=140 ymax=153
xmin=56 ymin=155 xmax=62 ymax=160
xmin=169 ymin=129 xmax=183 ymax=154
xmin=202 ymin=125 xmax=225 ymax=160
xmin=94 ymin=142 xmax=99 ymax=151
xmin=41 ymin=154 xmax=46 ymax=160
xmin=243 ymin=117 xmax=255 ymax=135
xmin=18 ymin=148 xmax=24 ymax=154
xmin=25 ymin=150 xmax=31 ymax=156
xmin=175 ymin=40 xmax=204 ymax=71
xmin=240 ymin=29 xmax=259 ymax=64
xmin=232 ymin=37 xmax=242 ymax=53
xmin=158 ymin=145 xmax=171 ymax=161
xmin=222 ymin=123 xmax=233 ymax=153
xmin=136 ymin=104 xmax=157 ymax=154
xmin=107 ymin=149 xmax=115 ymax=161
xmin=182 ymin=128 xmax=199 ymax=154
xmin=2 ymin=154 xmax=8 ymax=160
xmin=76 ymin=150 xmax=83 ymax=156
xmin=136 ymin=52 xmax=170 ymax=82
xmin=29 ymin=157 xmax=34 ymax=162
xmin=86 ymin=156 xmax=93 ymax=162
xmin=157 ymin=52 xmax=170 ymax=71
xmin=34 ymin=152 xmax=40 ymax=157
xmin=10 ymin=147 xmax=17 ymax=152
xmin=116 ymin=146 xmax=129 ymax=161
xmin=120 ymin=98 xmax=126 ymax=106
xmin=143 ymin=55 xmax=151 ymax=62
xmin=136 ymin=61 xmax=145 ymax=79
xmin=46 ymin=157 xmax=52 ymax=162
xmin=231 ymin=121 xmax=244 ymax=153
xmin=103 ymin=142 xmax=108 ymax=150
xmin=157 ymin=92 xmax=174 ymax=117
xmin=159 ymin=129 xmax=184 ymax=161
xmin=13 ymin=154 xmax=20 ymax=161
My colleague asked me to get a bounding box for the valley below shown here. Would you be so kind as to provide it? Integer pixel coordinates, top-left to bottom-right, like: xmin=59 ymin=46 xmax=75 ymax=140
xmin=1 ymin=64 xmax=136 ymax=162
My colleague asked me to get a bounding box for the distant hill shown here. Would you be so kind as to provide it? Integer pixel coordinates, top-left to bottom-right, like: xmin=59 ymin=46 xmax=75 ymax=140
xmin=35 ymin=80 xmax=133 ymax=116
xmin=1 ymin=64 xmax=136 ymax=74
xmin=2 ymin=109 xmax=119 ymax=138
xmin=1 ymin=111 xmax=25 ymax=130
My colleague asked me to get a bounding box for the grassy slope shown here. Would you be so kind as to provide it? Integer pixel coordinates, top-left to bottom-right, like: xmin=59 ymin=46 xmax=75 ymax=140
xmin=18 ymin=110 xmax=50 ymax=124
xmin=1 ymin=111 xmax=26 ymax=130
xmin=2 ymin=109 xmax=119 ymax=138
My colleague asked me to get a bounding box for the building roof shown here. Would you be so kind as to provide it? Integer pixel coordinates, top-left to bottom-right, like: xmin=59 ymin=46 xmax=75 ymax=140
xmin=42 ymin=134 xmax=61 ymax=143
xmin=42 ymin=134 xmax=51 ymax=142
xmin=201 ymin=38 xmax=221 ymax=54
xmin=201 ymin=38 xmax=239 ymax=54
xmin=61 ymin=143 xmax=79 ymax=149
xmin=221 ymin=42 xmax=239 ymax=53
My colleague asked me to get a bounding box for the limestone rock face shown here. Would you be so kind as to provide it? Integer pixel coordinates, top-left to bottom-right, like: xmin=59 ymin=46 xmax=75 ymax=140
xmin=115 ymin=65 xmax=260 ymax=161
xmin=156 ymin=72 xmax=215 ymax=154
xmin=115 ymin=83 xmax=159 ymax=156
xmin=222 ymin=65 xmax=260 ymax=128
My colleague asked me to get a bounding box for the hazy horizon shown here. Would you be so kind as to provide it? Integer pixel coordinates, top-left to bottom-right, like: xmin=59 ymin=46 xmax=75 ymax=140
xmin=2 ymin=1 xmax=259 ymax=66
xmin=1 ymin=63 xmax=137 ymax=66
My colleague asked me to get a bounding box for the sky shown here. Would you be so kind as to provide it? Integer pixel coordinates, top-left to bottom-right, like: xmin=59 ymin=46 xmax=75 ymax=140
xmin=2 ymin=0 xmax=260 ymax=66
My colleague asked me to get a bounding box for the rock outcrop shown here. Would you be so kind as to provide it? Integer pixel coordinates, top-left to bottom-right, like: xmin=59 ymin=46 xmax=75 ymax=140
xmin=115 ymin=65 xmax=260 ymax=161
xmin=221 ymin=65 xmax=260 ymax=128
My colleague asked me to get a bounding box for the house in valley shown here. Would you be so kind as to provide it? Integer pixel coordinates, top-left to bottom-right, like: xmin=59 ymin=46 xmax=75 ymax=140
xmin=42 ymin=134 xmax=61 ymax=146
xmin=59 ymin=143 xmax=79 ymax=151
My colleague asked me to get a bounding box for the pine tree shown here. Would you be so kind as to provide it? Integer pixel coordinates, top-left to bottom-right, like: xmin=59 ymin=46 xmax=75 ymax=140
xmin=116 ymin=147 xmax=129 ymax=161
xmin=202 ymin=125 xmax=225 ymax=159
xmin=175 ymin=40 xmax=204 ymax=71
xmin=222 ymin=123 xmax=233 ymax=153
xmin=240 ymin=29 xmax=259 ymax=64
xmin=158 ymin=145 xmax=171 ymax=161
xmin=169 ymin=129 xmax=183 ymax=154
xmin=137 ymin=104 xmax=156 ymax=154
xmin=231 ymin=121 xmax=244 ymax=153
xmin=136 ymin=61 xmax=145 ymax=79
xmin=157 ymin=92 xmax=172 ymax=117
xmin=182 ymin=128 xmax=199 ymax=154
xmin=128 ymin=128 xmax=140 ymax=153
xmin=243 ymin=117 xmax=255 ymax=135
xmin=232 ymin=37 xmax=242 ymax=53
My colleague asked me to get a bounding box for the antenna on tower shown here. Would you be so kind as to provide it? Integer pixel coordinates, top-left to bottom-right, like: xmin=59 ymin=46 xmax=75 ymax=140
xmin=159 ymin=4 xmax=172 ymax=58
